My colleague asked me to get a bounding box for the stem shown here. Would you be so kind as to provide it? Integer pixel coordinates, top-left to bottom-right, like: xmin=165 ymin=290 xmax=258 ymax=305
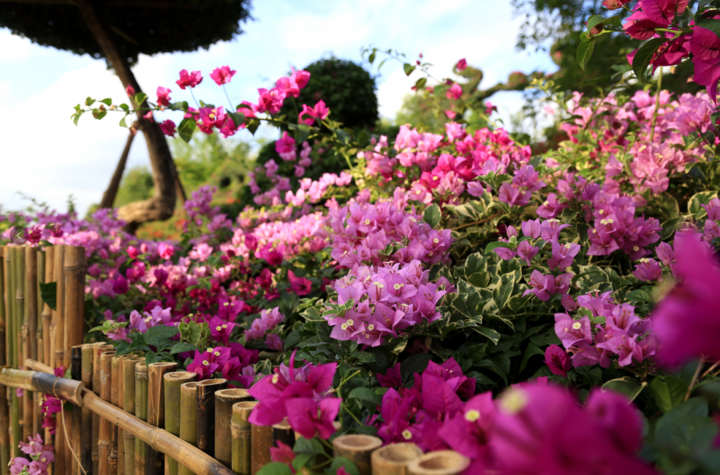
xmin=336 ymin=370 xmax=361 ymax=396
xmin=189 ymin=90 xmax=201 ymax=109
xmin=701 ymin=360 xmax=720 ymax=379
xmin=222 ymin=84 xmax=235 ymax=112
xmin=650 ymin=67 xmax=663 ymax=142
xmin=684 ymin=358 xmax=704 ymax=402
xmin=451 ymin=212 xmax=504 ymax=231
xmin=341 ymin=402 xmax=364 ymax=427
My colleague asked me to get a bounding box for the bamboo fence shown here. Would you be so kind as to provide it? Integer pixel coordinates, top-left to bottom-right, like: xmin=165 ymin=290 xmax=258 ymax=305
xmin=0 ymin=245 xmax=470 ymax=475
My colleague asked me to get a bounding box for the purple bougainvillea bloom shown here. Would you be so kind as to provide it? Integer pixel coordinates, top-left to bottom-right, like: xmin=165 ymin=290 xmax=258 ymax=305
xmin=548 ymin=241 xmax=580 ymax=271
xmin=521 ymin=219 xmax=541 ymax=239
xmin=438 ymin=391 xmax=495 ymax=464
xmin=544 ymin=345 xmax=571 ymax=377
xmin=265 ymin=333 xmax=284 ymax=351
xmin=210 ymin=316 xmax=235 ymax=345
xmin=377 ymin=363 xmax=402 ymax=387
xmin=257 ymin=243 xmax=284 ymax=266
xmin=286 ymin=397 xmax=341 ymax=440
xmin=187 ymin=350 xmax=219 ymax=380
xmin=288 ymin=270 xmax=312 ymax=296
xmin=690 ymin=27 xmax=720 ymax=101
xmin=269 ymin=441 xmax=296 ymax=472
xmin=176 ymin=69 xmax=203 ymax=89
xmin=652 ymin=231 xmax=720 ymax=364
xmin=210 ymin=66 xmax=237 ymax=86
xmin=585 ymin=389 xmax=644 ymax=456
xmin=516 ymin=241 xmax=539 ymax=266
xmin=632 ymin=258 xmax=663 ymax=282
xmin=554 ymin=314 xmax=592 ymax=350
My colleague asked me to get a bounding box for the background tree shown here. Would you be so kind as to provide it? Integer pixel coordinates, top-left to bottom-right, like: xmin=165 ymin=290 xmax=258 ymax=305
xmin=0 ymin=0 xmax=252 ymax=231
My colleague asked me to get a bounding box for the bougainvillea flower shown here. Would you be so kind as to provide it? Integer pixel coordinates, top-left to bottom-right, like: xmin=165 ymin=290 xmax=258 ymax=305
xmin=187 ymin=350 xmax=220 ymax=380
xmin=690 ymin=27 xmax=720 ymax=101
xmin=210 ymin=316 xmax=235 ymax=345
xmin=210 ymin=66 xmax=237 ymax=86
xmin=258 ymin=243 xmax=284 ymax=266
xmin=438 ymin=392 xmax=495 ymax=464
xmin=157 ymin=242 xmax=174 ymax=260
xmin=456 ymin=58 xmax=467 ymax=71
xmin=288 ymin=270 xmax=312 ymax=296
xmin=176 ymin=69 xmax=203 ymax=89
xmin=446 ymin=83 xmax=462 ymax=100
xmin=298 ymin=100 xmax=330 ymax=125
xmin=544 ymin=345 xmax=571 ymax=377
xmin=156 ymin=87 xmax=171 ymax=106
xmin=286 ymin=397 xmax=341 ymax=440
xmin=269 ymin=441 xmax=296 ymax=473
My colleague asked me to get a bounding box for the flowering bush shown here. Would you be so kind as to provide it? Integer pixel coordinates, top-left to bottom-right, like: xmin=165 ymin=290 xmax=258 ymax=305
xmin=6 ymin=31 xmax=720 ymax=473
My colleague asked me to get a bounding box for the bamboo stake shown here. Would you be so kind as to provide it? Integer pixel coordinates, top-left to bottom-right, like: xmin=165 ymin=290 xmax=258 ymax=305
xmin=100 ymin=350 xmax=117 ymax=475
xmin=64 ymin=246 xmax=85 ymax=368
xmin=53 ymin=244 xmax=66 ymax=372
xmin=406 ymin=451 xmax=470 ymax=475
xmin=123 ymin=357 xmax=144 ymax=475
xmin=272 ymin=419 xmax=294 ymax=452
xmin=178 ymin=382 xmax=199 ymax=475
xmin=214 ymin=388 xmax=252 ymax=468
xmin=163 ymin=372 xmax=197 ymax=475
xmin=111 ymin=355 xmax=125 ymax=475
xmin=34 ymin=250 xmax=45 ymax=438
xmin=81 ymin=345 xmax=95 ymax=475
xmin=42 ymin=246 xmax=54 ymax=368
xmin=1 ymin=366 xmax=235 ymax=475
xmin=25 ymin=247 xmax=38 ymax=441
xmin=250 ymin=422 xmax=273 ymax=475
xmin=332 ymin=435 xmax=383 ymax=475
xmin=71 ymin=345 xmax=84 ymax=475
xmin=0 ymin=368 xmax=85 ymax=404
xmin=0 ymin=247 xmax=10 ymax=473
xmin=195 ymin=378 xmax=227 ymax=455
xmin=10 ymin=247 xmax=23 ymax=457
xmin=136 ymin=362 xmax=149 ymax=475
xmin=118 ymin=356 xmax=127 ymax=475
xmin=93 ymin=344 xmax=113 ymax=475
xmin=231 ymin=401 xmax=257 ymax=475
xmin=372 ymin=443 xmax=423 ymax=475
xmin=146 ymin=362 xmax=177 ymax=475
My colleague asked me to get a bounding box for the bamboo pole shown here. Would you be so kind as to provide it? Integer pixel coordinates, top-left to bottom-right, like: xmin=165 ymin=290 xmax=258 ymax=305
xmin=81 ymin=345 xmax=95 ymax=475
xmin=272 ymin=419 xmax=294 ymax=452
xmin=123 ymin=357 xmax=143 ymax=475
xmin=71 ymin=345 xmax=84 ymax=475
xmin=0 ymin=248 xmax=10 ymax=473
xmin=42 ymin=246 xmax=54 ymax=368
xmin=1 ymin=366 xmax=236 ymax=475
xmin=53 ymin=244 xmax=66 ymax=372
xmin=64 ymin=246 xmax=85 ymax=368
xmin=10 ymin=246 xmax=23 ymax=458
xmin=163 ymin=372 xmax=197 ymax=475
xmin=214 ymin=388 xmax=252 ymax=468
xmin=332 ymin=435 xmax=383 ymax=475
xmin=25 ymin=247 xmax=38 ymax=441
xmin=195 ymin=378 xmax=227 ymax=455
xmin=100 ymin=350 xmax=117 ymax=475
xmin=178 ymin=382 xmax=199 ymax=475
xmin=0 ymin=368 xmax=85 ymax=404
xmin=146 ymin=362 xmax=177 ymax=475
xmin=34 ymin=250 xmax=45 ymax=438
xmin=93 ymin=344 xmax=113 ymax=475
xmin=136 ymin=362 xmax=149 ymax=475
xmin=372 ymin=443 xmax=423 ymax=475
xmin=406 ymin=451 xmax=470 ymax=475
xmin=231 ymin=401 xmax=257 ymax=475
xmin=118 ymin=356 xmax=127 ymax=475
xmin=250 ymin=422 xmax=273 ymax=475
xmin=112 ymin=356 xmax=125 ymax=475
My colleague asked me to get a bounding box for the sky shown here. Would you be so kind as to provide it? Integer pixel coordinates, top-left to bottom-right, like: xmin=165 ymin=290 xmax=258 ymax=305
xmin=0 ymin=0 xmax=556 ymax=216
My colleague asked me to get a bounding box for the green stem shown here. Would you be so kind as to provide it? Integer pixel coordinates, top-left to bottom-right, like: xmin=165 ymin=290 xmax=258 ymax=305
xmin=341 ymin=402 xmax=364 ymax=427
xmin=222 ymin=84 xmax=235 ymax=112
xmin=650 ymin=67 xmax=663 ymax=142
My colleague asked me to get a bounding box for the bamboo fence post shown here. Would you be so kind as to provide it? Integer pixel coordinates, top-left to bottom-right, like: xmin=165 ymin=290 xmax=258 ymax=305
xmin=0 ymin=367 xmax=235 ymax=475
xmin=406 ymin=451 xmax=470 ymax=475
xmin=10 ymin=246 xmax=23 ymax=457
xmin=53 ymin=244 xmax=66 ymax=372
xmin=272 ymin=419 xmax=294 ymax=451
xmin=117 ymin=356 xmax=127 ymax=475
xmin=372 ymin=443 xmax=423 ymax=475
xmin=195 ymin=378 xmax=227 ymax=455
xmin=250 ymin=422 xmax=273 ymax=475
xmin=42 ymin=246 xmax=54 ymax=368
xmin=146 ymin=362 xmax=177 ymax=475
xmin=112 ymin=355 xmax=125 ymax=475
xmin=93 ymin=344 xmax=113 ymax=475
xmin=214 ymin=388 xmax=252 ymax=468
xmin=64 ymin=246 xmax=85 ymax=369
xmin=0 ymin=248 xmax=10 ymax=474
xmin=332 ymin=435 xmax=383 ymax=475
xmin=231 ymin=401 xmax=257 ymax=475
xmin=71 ymin=345 xmax=84 ymax=475
xmin=163 ymin=372 xmax=197 ymax=475
xmin=178 ymin=382 xmax=199 ymax=475
xmin=34 ymin=250 xmax=45 ymax=438
xmin=15 ymin=246 xmax=29 ymax=445
xmin=81 ymin=344 xmax=95 ymax=475
xmin=123 ymin=357 xmax=143 ymax=475
xmin=25 ymin=247 xmax=38 ymax=441
xmin=135 ymin=362 xmax=149 ymax=475
xmin=100 ymin=350 xmax=117 ymax=475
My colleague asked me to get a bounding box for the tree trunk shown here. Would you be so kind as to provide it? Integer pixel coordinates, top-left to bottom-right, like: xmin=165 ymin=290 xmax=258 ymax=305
xmin=100 ymin=131 xmax=135 ymax=210
xmin=76 ymin=0 xmax=177 ymax=230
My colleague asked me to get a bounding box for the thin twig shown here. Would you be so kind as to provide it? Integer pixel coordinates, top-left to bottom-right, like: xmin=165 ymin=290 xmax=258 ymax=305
xmin=684 ymin=358 xmax=704 ymax=402
xmin=452 ymin=212 xmax=503 ymax=231
xmin=701 ymin=360 xmax=720 ymax=379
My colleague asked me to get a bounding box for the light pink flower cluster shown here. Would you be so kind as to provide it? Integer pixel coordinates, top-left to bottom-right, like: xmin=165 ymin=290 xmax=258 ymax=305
xmin=285 ymin=172 xmax=352 ymax=207
xmin=245 ymin=307 xmax=285 ymax=341
xmin=10 ymin=434 xmax=54 ymax=475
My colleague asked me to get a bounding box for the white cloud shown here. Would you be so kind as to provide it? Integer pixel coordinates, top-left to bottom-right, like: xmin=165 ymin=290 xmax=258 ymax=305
xmin=0 ymin=30 xmax=33 ymax=61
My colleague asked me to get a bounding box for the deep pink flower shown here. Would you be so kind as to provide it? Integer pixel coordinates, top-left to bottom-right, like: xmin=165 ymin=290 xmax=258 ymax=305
xmin=125 ymin=85 xmax=135 ymax=97
xmin=266 ymin=334 xmax=284 ymax=351
xmin=157 ymin=242 xmax=174 ymax=260
xmin=633 ymin=258 xmax=663 ymax=282
xmin=258 ymin=243 xmax=284 ymax=266
xmin=176 ymin=70 xmax=203 ymax=89
xmin=210 ymin=316 xmax=235 ymax=345
xmin=158 ymin=120 xmax=176 ymax=138
xmin=690 ymin=27 xmax=720 ymax=100
xmin=456 ymin=58 xmax=467 ymax=71
xmin=256 ymin=88 xmax=285 ymax=114
xmin=446 ymin=83 xmax=462 ymax=100
xmin=156 ymin=87 xmax=171 ymax=107
xmin=298 ymin=100 xmax=330 ymax=125
xmin=291 ymin=68 xmax=311 ymax=90
xmin=288 ymin=270 xmax=312 ymax=296
xmin=547 ymin=240 xmax=581 ymax=271
xmin=438 ymin=392 xmax=494 ymax=465
xmin=19 ymin=434 xmax=44 ymax=455
xmin=127 ymin=245 xmax=139 ymax=259
xmin=275 ymin=132 xmax=296 ymax=161
xmin=286 ymin=397 xmax=341 ymax=440
xmin=210 ymin=66 xmax=237 ymax=86
xmin=517 ymin=240 xmax=539 ymax=266
xmin=187 ymin=350 xmax=220 ymax=380
xmin=270 ymin=441 xmax=296 ymax=474
xmin=544 ymin=345 xmax=571 ymax=377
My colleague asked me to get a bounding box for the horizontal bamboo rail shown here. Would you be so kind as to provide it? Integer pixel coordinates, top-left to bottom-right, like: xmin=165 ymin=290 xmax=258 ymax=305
xmin=10 ymin=363 xmax=236 ymax=475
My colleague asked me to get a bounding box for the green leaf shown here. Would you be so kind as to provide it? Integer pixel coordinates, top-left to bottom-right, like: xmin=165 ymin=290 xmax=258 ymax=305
xmin=294 ymin=123 xmax=311 ymax=144
xmin=586 ymin=15 xmax=606 ymax=32
xmin=119 ymin=116 xmax=128 ymax=128
xmin=403 ymin=63 xmax=416 ymax=76
xmin=169 ymin=342 xmax=197 ymax=355
xmin=484 ymin=241 xmax=512 ymax=255
xmin=602 ymin=377 xmax=647 ymax=402
xmin=177 ymin=118 xmax=196 ymax=143
xmin=294 ymin=436 xmax=325 ymax=455
xmin=414 ymin=77 xmax=427 ymax=90
xmin=144 ymin=325 xmax=180 ymax=348
xmin=133 ymin=92 xmax=148 ymax=106
xmin=626 ymin=289 xmax=651 ymax=304
xmin=650 ymin=375 xmax=689 ymax=413
xmin=329 ymin=458 xmax=360 ymax=475
xmin=688 ymin=190 xmax=718 ymax=218
xmin=292 ymin=453 xmax=313 ymax=471
xmin=401 ymin=353 xmax=432 ymax=382
xmin=492 ymin=274 xmax=515 ymax=310
xmin=85 ymin=97 xmax=95 ymax=106
xmin=423 ymin=204 xmax=441 ymax=228
xmin=698 ymin=18 xmax=720 ymax=39
xmin=256 ymin=462 xmax=293 ymax=475
xmin=39 ymin=282 xmax=57 ymax=311
xmin=348 ymin=387 xmax=382 ymax=406
xmin=576 ymin=34 xmax=596 ymax=71
xmin=247 ymin=119 xmax=260 ymax=135
xmin=467 ymin=272 xmax=489 ymax=288
xmin=99 ymin=98 xmax=112 ymax=106
xmin=519 ymin=342 xmax=545 ymax=373
xmin=632 ymin=37 xmax=668 ymax=80
xmin=227 ymin=111 xmax=246 ymax=130
xmin=368 ymin=51 xmax=376 ymax=64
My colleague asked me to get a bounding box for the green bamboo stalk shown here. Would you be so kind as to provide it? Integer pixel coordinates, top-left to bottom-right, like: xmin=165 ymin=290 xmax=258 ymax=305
xmin=11 ymin=246 xmax=23 ymax=457
xmin=146 ymin=362 xmax=177 ymax=475
xmin=123 ymin=357 xmax=143 ymax=475
xmin=81 ymin=344 xmax=95 ymax=474
xmin=135 ymin=362 xmax=149 ymax=475
xmin=34 ymin=250 xmax=45 ymax=438
xmin=231 ymin=401 xmax=257 ymax=475
xmin=23 ymin=246 xmax=37 ymax=442
xmin=93 ymin=343 xmax=113 ymax=474
xmin=164 ymin=372 xmax=197 ymax=475
xmin=178 ymin=382 xmax=199 ymax=475
xmin=0 ymin=248 xmax=10 ymax=474
xmin=195 ymin=379 xmax=227 ymax=455
xmin=214 ymin=388 xmax=252 ymax=468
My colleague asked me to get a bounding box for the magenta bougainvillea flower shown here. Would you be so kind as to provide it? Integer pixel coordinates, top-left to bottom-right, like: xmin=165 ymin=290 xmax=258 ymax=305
xmin=209 ymin=66 xmax=237 ymax=86
xmin=176 ymin=69 xmax=203 ymax=89
xmin=156 ymin=87 xmax=171 ymax=107
xmin=544 ymin=344 xmax=571 ymax=377
xmin=286 ymin=397 xmax=341 ymax=440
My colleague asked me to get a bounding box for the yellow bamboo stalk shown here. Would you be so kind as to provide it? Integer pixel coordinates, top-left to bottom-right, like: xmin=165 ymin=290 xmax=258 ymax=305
xmin=100 ymin=350 xmax=117 ymax=475
xmin=0 ymin=247 xmax=10 ymax=472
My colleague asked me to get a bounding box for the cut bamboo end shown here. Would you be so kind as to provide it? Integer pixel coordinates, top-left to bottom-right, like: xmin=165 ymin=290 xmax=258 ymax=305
xmin=406 ymin=451 xmax=470 ymax=475
xmin=372 ymin=443 xmax=423 ymax=475
xmin=135 ymin=362 xmax=149 ymax=475
xmin=214 ymin=388 xmax=252 ymax=468
xmin=333 ymin=435 xmax=383 ymax=475
xmin=195 ymin=378 xmax=227 ymax=455
xmin=99 ymin=351 xmax=116 ymax=475
xmin=178 ymin=382 xmax=200 ymax=475
xmin=164 ymin=371 xmax=197 ymax=475
xmin=272 ymin=419 xmax=295 ymax=450
xmin=147 ymin=362 xmax=177 ymax=475
xmin=231 ymin=401 xmax=257 ymax=475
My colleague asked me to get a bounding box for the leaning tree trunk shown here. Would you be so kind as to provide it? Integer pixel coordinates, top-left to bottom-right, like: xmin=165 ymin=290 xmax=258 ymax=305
xmin=76 ymin=0 xmax=177 ymax=231
xmin=99 ymin=131 xmax=135 ymax=210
